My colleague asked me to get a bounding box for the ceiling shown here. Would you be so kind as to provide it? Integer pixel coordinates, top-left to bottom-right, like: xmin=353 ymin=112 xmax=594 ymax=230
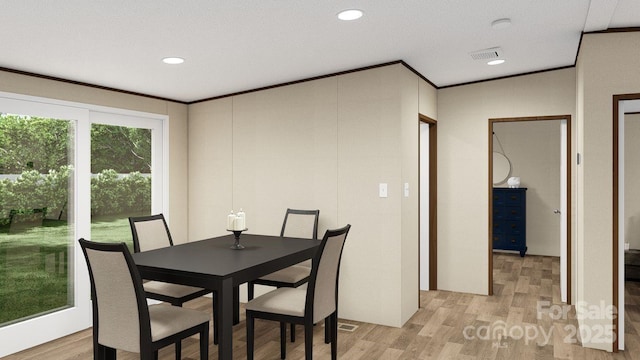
xmin=1 ymin=0 xmax=639 ymax=103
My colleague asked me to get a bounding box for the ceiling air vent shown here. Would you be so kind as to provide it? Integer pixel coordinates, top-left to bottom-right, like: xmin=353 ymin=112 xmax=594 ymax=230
xmin=469 ymin=47 xmax=503 ymax=60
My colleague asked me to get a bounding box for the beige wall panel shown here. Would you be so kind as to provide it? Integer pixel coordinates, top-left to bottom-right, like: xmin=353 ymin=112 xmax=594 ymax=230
xmin=186 ymin=64 xmax=430 ymax=327
xmin=419 ymin=79 xmax=437 ymax=119
xmin=400 ymin=67 xmax=420 ymax=323
xmin=576 ymin=32 xmax=640 ymax=351
xmin=231 ymin=77 xmax=339 ymax=237
xmin=188 ymin=98 xmax=234 ymax=241
xmin=229 ymin=78 xmax=339 ymax=302
xmin=166 ymin=101 xmax=190 ymax=242
xmin=337 ymin=65 xmax=404 ymax=326
xmin=437 ymin=68 xmax=576 ymax=295
xmin=0 ymin=71 xmax=167 ymax=115
xmin=625 ymin=114 xmax=640 ymax=250
xmin=494 ymin=120 xmax=561 ymax=256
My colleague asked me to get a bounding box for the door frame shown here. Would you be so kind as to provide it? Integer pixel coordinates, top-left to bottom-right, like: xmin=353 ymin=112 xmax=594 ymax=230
xmin=612 ymin=93 xmax=640 ymax=351
xmin=0 ymin=91 xmax=169 ymax=357
xmin=419 ymin=114 xmax=437 ymax=290
xmin=488 ymin=115 xmax=572 ymax=304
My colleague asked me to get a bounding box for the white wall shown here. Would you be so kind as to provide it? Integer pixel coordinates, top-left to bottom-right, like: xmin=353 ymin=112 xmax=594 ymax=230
xmin=437 ymin=68 xmax=576 ymax=295
xmin=188 ymin=64 xmax=433 ymax=327
xmin=494 ymin=120 xmax=561 ymax=256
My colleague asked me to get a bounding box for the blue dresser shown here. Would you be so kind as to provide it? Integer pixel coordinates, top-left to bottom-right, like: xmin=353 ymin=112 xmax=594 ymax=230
xmin=492 ymin=188 xmax=527 ymax=257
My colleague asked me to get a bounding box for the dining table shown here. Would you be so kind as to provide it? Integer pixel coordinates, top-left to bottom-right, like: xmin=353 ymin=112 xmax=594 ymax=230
xmin=131 ymin=233 xmax=321 ymax=360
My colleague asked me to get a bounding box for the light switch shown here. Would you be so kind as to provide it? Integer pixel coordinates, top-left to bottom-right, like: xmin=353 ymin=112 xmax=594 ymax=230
xmin=379 ymin=183 xmax=388 ymax=198
xmin=404 ymin=183 xmax=409 ymax=197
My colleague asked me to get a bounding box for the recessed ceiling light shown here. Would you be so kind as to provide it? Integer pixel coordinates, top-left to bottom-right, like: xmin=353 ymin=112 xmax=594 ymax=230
xmin=162 ymin=57 xmax=185 ymax=65
xmin=337 ymin=9 xmax=363 ymax=21
xmin=488 ymin=59 xmax=505 ymax=65
xmin=491 ymin=18 xmax=512 ymax=30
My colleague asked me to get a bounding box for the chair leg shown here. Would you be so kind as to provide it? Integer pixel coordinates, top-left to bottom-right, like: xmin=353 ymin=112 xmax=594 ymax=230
xmin=139 ymin=347 xmax=155 ymax=360
xmin=246 ymin=312 xmax=255 ymax=360
xmin=248 ymin=281 xmax=255 ymax=301
xmin=96 ymin=344 xmax=116 ymax=360
xmin=170 ymin=303 xmax=184 ymax=359
xmin=304 ymin=321 xmax=313 ymax=360
xmin=280 ymin=322 xmax=287 ymax=359
xmin=331 ymin=313 xmax=338 ymax=360
xmin=200 ymin=324 xmax=209 ymax=360
xmin=291 ymin=323 xmax=296 ymax=342
xmin=324 ymin=317 xmax=330 ymax=344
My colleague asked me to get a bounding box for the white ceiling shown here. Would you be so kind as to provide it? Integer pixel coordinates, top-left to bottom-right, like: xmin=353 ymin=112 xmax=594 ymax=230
xmin=1 ymin=0 xmax=639 ymax=103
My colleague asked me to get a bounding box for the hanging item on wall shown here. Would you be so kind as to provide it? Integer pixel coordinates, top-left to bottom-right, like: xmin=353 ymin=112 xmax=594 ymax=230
xmin=493 ymin=131 xmax=512 ymax=185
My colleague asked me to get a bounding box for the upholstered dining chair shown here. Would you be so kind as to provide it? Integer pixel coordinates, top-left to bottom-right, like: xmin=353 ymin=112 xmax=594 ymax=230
xmin=129 ymin=214 xmax=217 ymax=345
xmin=247 ymin=208 xmax=319 ymax=341
xmin=245 ymin=224 xmax=351 ymax=360
xmin=79 ymin=238 xmax=209 ymax=360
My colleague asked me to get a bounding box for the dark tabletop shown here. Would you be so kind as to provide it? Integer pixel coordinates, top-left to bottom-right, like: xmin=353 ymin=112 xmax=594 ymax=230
xmin=132 ymin=233 xmax=320 ymax=286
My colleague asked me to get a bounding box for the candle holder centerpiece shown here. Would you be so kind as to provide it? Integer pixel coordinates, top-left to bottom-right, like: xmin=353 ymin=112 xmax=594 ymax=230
xmin=227 ymin=228 xmax=248 ymax=250
xmin=227 ymin=208 xmax=247 ymax=250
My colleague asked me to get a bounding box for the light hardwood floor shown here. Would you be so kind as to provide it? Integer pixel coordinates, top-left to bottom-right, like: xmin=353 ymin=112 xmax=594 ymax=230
xmin=4 ymin=253 xmax=639 ymax=359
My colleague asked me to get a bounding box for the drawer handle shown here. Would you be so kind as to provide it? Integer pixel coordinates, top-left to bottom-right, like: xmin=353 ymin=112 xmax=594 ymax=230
xmin=510 ymin=196 xmax=517 ymax=200
xmin=510 ymin=239 xmax=516 ymax=243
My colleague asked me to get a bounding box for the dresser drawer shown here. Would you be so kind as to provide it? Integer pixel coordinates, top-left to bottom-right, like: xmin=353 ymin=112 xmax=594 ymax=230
xmin=493 ymin=206 xmax=524 ymax=221
xmin=493 ymin=220 xmax=524 ymax=235
xmin=493 ymin=189 xmax=525 ymax=207
xmin=499 ymin=236 xmax=525 ymax=251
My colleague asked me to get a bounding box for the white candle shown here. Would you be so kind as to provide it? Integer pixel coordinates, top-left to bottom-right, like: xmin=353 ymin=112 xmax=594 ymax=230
xmin=235 ymin=209 xmax=246 ymax=230
xmin=227 ymin=210 xmax=235 ymax=230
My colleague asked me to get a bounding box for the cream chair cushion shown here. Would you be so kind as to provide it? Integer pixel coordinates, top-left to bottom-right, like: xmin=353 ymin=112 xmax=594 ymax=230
xmin=245 ymin=287 xmax=306 ymax=317
xmin=149 ymin=304 xmax=210 ymax=342
xmin=258 ymin=265 xmax=310 ymax=284
xmin=143 ymin=281 xmax=207 ymax=299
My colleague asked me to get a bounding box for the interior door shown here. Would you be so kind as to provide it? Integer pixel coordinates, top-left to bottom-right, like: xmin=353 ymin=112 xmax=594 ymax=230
xmin=560 ymin=119 xmax=568 ymax=303
xmin=420 ymin=122 xmax=430 ymax=290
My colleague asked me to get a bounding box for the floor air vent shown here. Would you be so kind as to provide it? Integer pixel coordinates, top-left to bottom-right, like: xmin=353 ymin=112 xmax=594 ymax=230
xmin=337 ymin=322 xmax=358 ymax=332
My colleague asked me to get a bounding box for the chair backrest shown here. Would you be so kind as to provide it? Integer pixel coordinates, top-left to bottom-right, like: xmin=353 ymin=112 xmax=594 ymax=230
xmin=306 ymin=224 xmax=351 ymax=323
xmin=129 ymin=214 xmax=173 ymax=253
xmin=79 ymin=238 xmax=151 ymax=353
xmin=280 ymin=208 xmax=320 ymax=240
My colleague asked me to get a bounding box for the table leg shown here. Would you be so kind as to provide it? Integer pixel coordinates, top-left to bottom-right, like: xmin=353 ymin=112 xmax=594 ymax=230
xmin=218 ymin=278 xmax=234 ymax=360
xmin=233 ymin=285 xmax=240 ymax=324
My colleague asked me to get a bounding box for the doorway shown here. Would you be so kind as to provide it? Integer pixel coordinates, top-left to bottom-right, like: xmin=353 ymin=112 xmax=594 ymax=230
xmin=419 ymin=115 xmax=437 ymax=291
xmin=612 ymin=94 xmax=640 ymax=351
xmin=488 ymin=115 xmax=572 ymax=304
